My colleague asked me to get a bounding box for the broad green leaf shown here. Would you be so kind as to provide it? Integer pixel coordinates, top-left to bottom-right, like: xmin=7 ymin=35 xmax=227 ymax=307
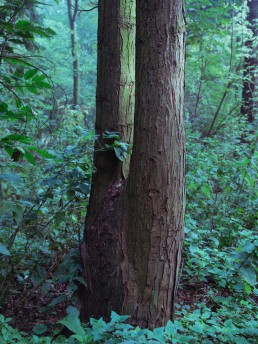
xmin=58 ymin=314 xmax=85 ymax=337
xmin=0 ymin=243 xmax=11 ymax=256
xmin=28 ymin=146 xmax=55 ymax=159
xmin=103 ymin=130 xmax=120 ymax=139
xmin=24 ymin=150 xmax=36 ymax=165
xmin=0 ymin=173 xmax=21 ymax=183
xmin=0 ymin=133 xmax=31 ymax=144
xmin=46 ymin=295 xmax=66 ymax=308
xmin=11 ymin=203 xmax=24 ymax=224
xmin=239 ymin=267 xmax=257 ymax=286
xmin=0 ymin=102 xmax=8 ymax=112
xmin=20 ymin=105 xmax=34 ymax=119
xmin=24 ymin=69 xmax=38 ymax=80
xmin=66 ymin=306 xmax=80 ymax=317
xmin=201 ymin=184 xmax=211 ymax=198
xmin=26 ymin=84 xmax=38 ymax=95
xmin=16 ymin=20 xmax=31 ymax=31
xmin=114 ymin=146 xmax=126 ymax=161
xmin=66 ymin=189 xmax=75 ymax=200
xmin=32 ymin=324 xmax=48 ymax=335
xmin=33 ymin=80 xmax=51 ymax=89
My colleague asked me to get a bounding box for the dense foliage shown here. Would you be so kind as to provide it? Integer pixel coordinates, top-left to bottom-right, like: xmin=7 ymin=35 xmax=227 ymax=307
xmin=0 ymin=0 xmax=257 ymax=343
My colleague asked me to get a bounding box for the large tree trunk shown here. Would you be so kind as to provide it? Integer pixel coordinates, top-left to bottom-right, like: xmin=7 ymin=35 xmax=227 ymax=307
xmin=84 ymin=0 xmax=135 ymax=229
xmin=80 ymin=0 xmax=186 ymax=329
xmin=123 ymin=0 xmax=186 ymax=328
xmin=241 ymin=0 xmax=258 ymax=124
xmin=79 ymin=0 xmax=135 ymax=319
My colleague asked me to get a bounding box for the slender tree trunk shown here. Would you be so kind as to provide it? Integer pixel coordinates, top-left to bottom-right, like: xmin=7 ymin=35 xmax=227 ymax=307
xmin=80 ymin=0 xmax=186 ymax=329
xmin=67 ymin=0 xmax=79 ymax=106
xmin=241 ymin=0 xmax=258 ymax=123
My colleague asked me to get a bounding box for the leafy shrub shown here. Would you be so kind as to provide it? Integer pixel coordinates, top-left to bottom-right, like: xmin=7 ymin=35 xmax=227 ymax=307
xmin=1 ymin=304 xmax=257 ymax=344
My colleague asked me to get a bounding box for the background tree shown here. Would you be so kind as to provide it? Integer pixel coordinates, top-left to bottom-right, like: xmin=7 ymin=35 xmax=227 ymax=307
xmin=67 ymin=0 xmax=80 ymax=106
xmin=241 ymin=0 xmax=258 ymax=124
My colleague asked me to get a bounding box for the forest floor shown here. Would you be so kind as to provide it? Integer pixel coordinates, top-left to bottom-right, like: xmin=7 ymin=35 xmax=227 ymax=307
xmin=4 ymin=276 xmax=207 ymax=335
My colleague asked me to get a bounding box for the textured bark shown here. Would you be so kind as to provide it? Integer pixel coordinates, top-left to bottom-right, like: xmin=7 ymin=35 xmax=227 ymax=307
xmin=67 ymin=0 xmax=79 ymax=106
xmin=80 ymin=0 xmax=186 ymax=329
xmin=80 ymin=0 xmax=135 ymax=319
xmin=84 ymin=0 xmax=135 ymax=229
xmin=123 ymin=0 xmax=186 ymax=328
xmin=241 ymin=0 xmax=258 ymax=123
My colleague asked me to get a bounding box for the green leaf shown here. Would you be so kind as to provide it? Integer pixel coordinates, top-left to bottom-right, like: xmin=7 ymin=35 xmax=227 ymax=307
xmin=66 ymin=306 xmax=80 ymax=317
xmin=32 ymin=324 xmax=48 ymax=335
xmin=12 ymin=203 xmax=24 ymax=224
xmin=0 ymin=102 xmax=8 ymax=112
xmin=189 ymin=322 xmax=205 ymax=334
xmin=16 ymin=20 xmax=31 ymax=31
xmin=28 ymin=146 xmax=55 ymax=159
xmin=33 ymin=80 xmax=51 ymax=89
xmin=103 ymin=130 xmax=120 ymax=139
xmin=0 ymin=243 xmax=11 ymax=256
xmin=26 ymin=84 xmax=38 ymax=95
xmin=58 ymin=314 xmax=85 ymax=337
xmin=66 ymin=189 xmax=75 ymax=200
xmin=24 ymin=150 xmax=36 ymax=165
xmin=46 ymin=295 xmax=66 ymax=308
xmin=31 ymin=267 xmax=45 ymax=287
xmin=239 ymin=267 xmax=257 ymax=286
xmin=79 ymin=183 xmax=89 ymax=194
xmin=15 ymin=98 xmax=22 ymax=108
xmin=0 ymin=133 xmax=32 ymax=144
xmin=0 ymin=173 xmax=21 ymax=183
xmin=24 ymin=69 xmax=38 ymax=80
xmin=201 ymin=184 xmax=211 ymax=198
xmin=20 ymin=106 xmax=35 ymax=119
xmin=114 ymin=146 xmax=127 ymax=161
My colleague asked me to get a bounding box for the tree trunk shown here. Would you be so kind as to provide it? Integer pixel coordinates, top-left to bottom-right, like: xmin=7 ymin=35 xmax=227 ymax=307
xmin=67 ymin=0 xmax=80 ymax=106
xmin=123 ymin=0 xmax=186 ymax=328
xmin=241 ymin=0 xmax=258 ymax=124
xmin=79 ymin=0 xmax=135 ymax=319
xmin=80 ymin=0 xmax=186 ymax=329
xmin=84 ymin=0 xmax=135 ymax=229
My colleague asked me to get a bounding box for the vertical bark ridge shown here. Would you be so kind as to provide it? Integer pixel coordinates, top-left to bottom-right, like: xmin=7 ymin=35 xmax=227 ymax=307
xmin=123 ymin=0 xmax=186 ymax=328
xmin=241 ymin=0 xmax=258 ymax=124
xmin=85 ymin=0 xmax=135 ymax=229
xmin=80 ymin=0 xmax=135 ymax=320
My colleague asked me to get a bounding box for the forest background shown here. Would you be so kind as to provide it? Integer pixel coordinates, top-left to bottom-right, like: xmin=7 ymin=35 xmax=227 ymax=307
xmin=0 ymin=0 xmax=257 ymax=343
